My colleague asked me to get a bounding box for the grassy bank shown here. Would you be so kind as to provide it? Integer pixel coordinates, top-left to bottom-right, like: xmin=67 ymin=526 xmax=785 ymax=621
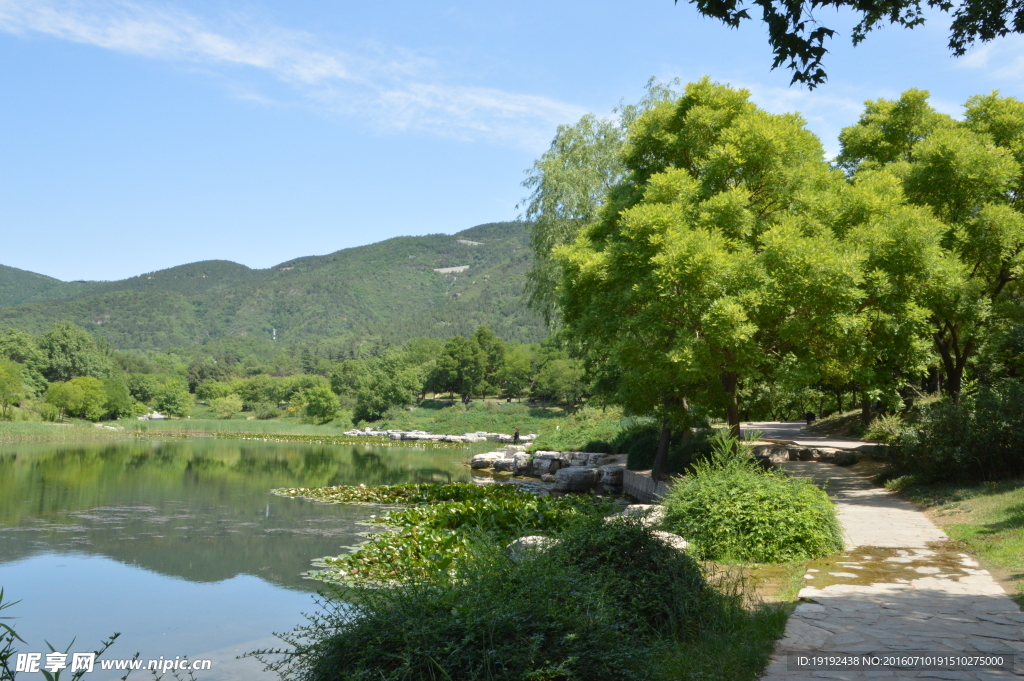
xmin=262 ymin=482 xmax=791 ymax=681
xmin=898 ymin=479 xmax=1024 ymax=606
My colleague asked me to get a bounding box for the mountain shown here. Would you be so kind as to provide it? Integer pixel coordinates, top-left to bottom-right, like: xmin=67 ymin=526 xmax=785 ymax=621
xmin=0 ymin=222 xmax=546 ymax=350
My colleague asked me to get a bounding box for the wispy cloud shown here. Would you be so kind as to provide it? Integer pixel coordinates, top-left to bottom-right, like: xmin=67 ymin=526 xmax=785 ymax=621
xmin=959 ymin=35 xmax=1024 ymax=83
xmin=0 ymin=0 xmax=586 ymax=149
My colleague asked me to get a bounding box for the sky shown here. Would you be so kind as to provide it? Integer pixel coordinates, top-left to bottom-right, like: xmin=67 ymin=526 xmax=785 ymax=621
xmin=1 ymin=0 xmax=1022 ymax=282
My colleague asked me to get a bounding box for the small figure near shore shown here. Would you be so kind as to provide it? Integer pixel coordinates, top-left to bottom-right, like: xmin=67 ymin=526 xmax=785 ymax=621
xmin=513 ymin=427 xmax=520 ymax=445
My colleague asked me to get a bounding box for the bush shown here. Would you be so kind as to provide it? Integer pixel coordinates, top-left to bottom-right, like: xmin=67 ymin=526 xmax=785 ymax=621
xmin=210 ymin=394 xmax=243 ymax=418
xmin=886 ymin=380 xmax=1024 ymax=483
xmin=257 ymin=518 xmax=713 ymax=681
xmin=154 ymin=381 xmax=192 ymax=417
xmin=622 ymin=424 xmax=715 ymax=473
xmin=662 ymin=434 xmax=843 ymax=563
xmin=864 ymin=412 xmax=903 ymax=443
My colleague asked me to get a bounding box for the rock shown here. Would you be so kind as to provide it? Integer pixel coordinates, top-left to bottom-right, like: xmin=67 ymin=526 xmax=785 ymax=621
xmin=795 ymin=447 xmax=838 ymax=462
xmin=540 ymin=473 xmax=556 ymax=483
xmin=599 ymin=463 xmax=625 ymax=489
xmin=751 ymin=444 xmax=792 ymax=464
xmin=651 ymin=530 xmax=688 ymax=551
xmin=492 ymin=457 xmax=514 ymax=472
xmin=470 ymin=452 xmax=505 ymax=469
xmin=504 ymin=444 xmax=527 ymax=456
xmin=554 ymin=466 xmax=599 ymax=492
xmin=512 ymin=452 xmax=533 ymax=475
xmin=834 ymin=450 xmax=859 ymax=466
xmin=506 ymin=535 xmax=559 ymax=562
xmin=611 ymin=504 xmax=666 ymax=527
xmin=531 ymin=452 xmax=564 ymax=476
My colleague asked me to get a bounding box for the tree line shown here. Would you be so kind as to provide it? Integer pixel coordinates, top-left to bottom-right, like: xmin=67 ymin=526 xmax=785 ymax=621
xmin=0 ymin=320 xmax=586 ymax=425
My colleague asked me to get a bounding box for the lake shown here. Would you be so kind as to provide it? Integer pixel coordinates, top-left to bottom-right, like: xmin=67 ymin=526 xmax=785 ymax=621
xmin=0 ymin=438 xmax=478 ymax=680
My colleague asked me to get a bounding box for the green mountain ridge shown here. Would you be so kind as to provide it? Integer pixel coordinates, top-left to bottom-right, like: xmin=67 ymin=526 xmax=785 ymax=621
xmin=0 ymin=222 xmax=545 ymax=350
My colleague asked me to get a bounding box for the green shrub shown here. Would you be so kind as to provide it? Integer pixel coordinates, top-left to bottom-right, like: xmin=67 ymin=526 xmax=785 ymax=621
xmin=210 ymin=394 xmax=243 ymax=418
xmin=622 ymin=424 xmax=715 ymax=473
xmin=886 ymin=380 xmax=1024 ymax=483
xmin=257 ymin=518 xmax=712 ymax=681
xmin=254 ymin=402 xmax=279 ymax=420
xmin=662 ymin=435 xmax=843 ymax=563
xmin=864 ymin=412 xmax=903 ymax=443
xmin=528 ymin=406 xmax=622 ymax=452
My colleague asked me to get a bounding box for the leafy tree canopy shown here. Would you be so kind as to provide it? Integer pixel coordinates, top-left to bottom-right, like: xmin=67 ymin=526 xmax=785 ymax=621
xmin=677 ymin=0 xmax=1024 ymax=87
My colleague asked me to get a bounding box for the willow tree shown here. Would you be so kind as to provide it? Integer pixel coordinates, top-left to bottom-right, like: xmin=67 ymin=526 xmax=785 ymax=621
xmin=838 ymin=90 xmax=1024 ymax=396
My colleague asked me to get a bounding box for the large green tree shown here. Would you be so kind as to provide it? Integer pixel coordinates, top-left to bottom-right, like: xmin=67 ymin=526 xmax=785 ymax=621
xmin=838 ymin=89 xmax=1024 ymax=396
xmin=554 ymin=79 xmax=936 ymax=476
xmin=38 ymin=322 xmax=109 ymax=382
xmin=0 ymin=359 xmax=23 ymax=419
xmin=426 ymin=336 xmax=486 ymax=400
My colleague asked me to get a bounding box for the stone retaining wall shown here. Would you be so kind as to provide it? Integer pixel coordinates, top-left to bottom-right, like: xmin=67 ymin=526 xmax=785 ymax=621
xmin=622 ymin=469 xmax=671 ymax=503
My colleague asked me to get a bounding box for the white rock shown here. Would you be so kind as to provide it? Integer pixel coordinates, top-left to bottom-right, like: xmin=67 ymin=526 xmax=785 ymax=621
xmin=506 ymin=535 xmax=559 ymax=562
xmin=652 ymin=530 xmax=688 ymax=551
xmin=554 ymin=466 xmax=599 ymax=492
xmin=470 ymin=452 xmax=505 ymax=469
xmin=504 ymin=444 xmax=527 ymax=456
xmin=512 ymin=452 xmax=533 ymax=475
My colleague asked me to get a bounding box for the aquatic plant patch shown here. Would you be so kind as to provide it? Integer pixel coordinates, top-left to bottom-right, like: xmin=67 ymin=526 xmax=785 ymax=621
xmin=274 ymin=482 xmax=618 ymax=583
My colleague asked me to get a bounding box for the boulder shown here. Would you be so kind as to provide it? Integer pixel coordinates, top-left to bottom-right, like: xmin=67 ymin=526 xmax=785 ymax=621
xmin=611 ymin=504 xmax=666 ymax=527
xmin=531 ymin=452 xmax=564 ymax=476
xmin=506 ymin=535 xmax=559 ymax=562
xmin=554 ymin=466 xmax=599 ymax=492
xmin=492 ymin=457 xmax=514 ymax=472
xmin=540 ymin=473 xmax=556 ymax=483
xmin=512 ymin=452 xmax=533 ymax=475
xmin=751 ymin=444 xmax=792 ymax=464
xmin=797 ymin=447 xmax=839 ymax=462
xmin=651 ymin=530 xmax=689 ymax=551
xmin=599 ymin=463 xmax=625 ymax=489
xmin=470 ymin=452 xmax=505 ymax=469
xmin=504 ymin=444 xmax=527 ymax=456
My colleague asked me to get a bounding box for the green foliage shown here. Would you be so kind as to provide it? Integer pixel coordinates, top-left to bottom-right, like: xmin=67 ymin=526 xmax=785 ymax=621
xmin=426 ymin=335 xmax=485 ymax=399
xmin=886 ymin=380 xmax=1024 ymax=482
xmin=623 ymin=424 xmax=716 ymax=474
xmin=0 ymin=359 xmax=22 ymax=419
xmin=210 ymin=394 xmax=243 ymax=418
xmin=352 ymin=354 xmax=422 ymax=423
xmin=101 ymin=376 xmax=135 ymax=419
xmin=299 ymin=384 xmax=340 ymax=424
xmin=126 ymin=372 xmax=159 ymax=403
xmin=195 ymin=379 xmax=235 ymax=401
xmin=863 ymin=412 xmax=904 ymax=443
xmin=302 ymin=483 xmax=615 ymax=583
xmin=0 ymin=330 xmax=47 ymax=394
xmin=45 ymin=376 xmax=107 ymax=421
xmin=662 ymin=434 xmax=844 ymax=563
xmin=532 ymin=356 xmax=586 ymax=407
xmin=258 ymin=517 xmax=712 ymax=681
xmin=529 ymin=406 xmax=624 ymax=452
xmin=38 ymin=321 xmax=110 ymax=382
xmin=154 ymin=380 xmax=192 ymax=417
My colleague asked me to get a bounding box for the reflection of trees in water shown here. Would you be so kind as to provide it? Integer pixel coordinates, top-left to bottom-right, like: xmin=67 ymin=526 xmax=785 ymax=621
xmin=0 ymin=439 xmax=471 ymax=588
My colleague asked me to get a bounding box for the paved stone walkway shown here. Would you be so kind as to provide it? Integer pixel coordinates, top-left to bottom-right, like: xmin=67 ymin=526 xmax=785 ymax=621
xmin=742 ymin=421 xmax=879 ymax=451
xmin=760 ymin=463 xmax=1024 ymax=680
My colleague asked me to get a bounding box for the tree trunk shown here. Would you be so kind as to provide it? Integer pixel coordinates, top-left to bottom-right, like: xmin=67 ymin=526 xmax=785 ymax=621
xmin=651 ymin=415 xmax=672 ymax=482
xmin=836 ymin=389 xmax=843 ymax=414
xmin=861 ymin=395 xmax=872 ymax=427
xmin=720 ymin=372 xmax=741 ymax=438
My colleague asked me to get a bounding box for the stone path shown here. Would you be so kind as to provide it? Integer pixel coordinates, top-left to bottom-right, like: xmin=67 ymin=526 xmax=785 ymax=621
xmin=742 ymin=421 xmax=879 ymax=451
xmin=760 ymin=462 xmax=1024 ymax=680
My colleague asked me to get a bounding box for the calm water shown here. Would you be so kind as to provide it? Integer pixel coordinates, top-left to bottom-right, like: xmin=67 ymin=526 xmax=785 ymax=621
xmin=0 ymin=438 xmax=476 ymax=680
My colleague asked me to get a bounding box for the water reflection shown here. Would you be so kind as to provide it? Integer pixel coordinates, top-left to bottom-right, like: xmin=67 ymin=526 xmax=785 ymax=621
xmin=0 ymin=439 xmax=473 ymax=680
xmin=0 ymin=439 xmax=471 ymax=586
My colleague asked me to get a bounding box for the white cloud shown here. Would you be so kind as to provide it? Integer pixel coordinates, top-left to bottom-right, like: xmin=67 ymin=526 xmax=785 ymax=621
xmin=959 ymin=35 xmax=1024 ymax=82
xmin=0 ymin=0 xmax=585 ymax=149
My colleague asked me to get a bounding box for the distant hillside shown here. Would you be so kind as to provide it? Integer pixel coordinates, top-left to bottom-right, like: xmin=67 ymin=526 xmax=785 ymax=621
xmin=0 ymin=222 xmax=546 ymax=350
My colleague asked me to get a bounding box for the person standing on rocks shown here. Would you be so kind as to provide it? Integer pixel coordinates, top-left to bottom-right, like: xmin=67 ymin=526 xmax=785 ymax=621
xmin=513 ymin=427 xmax=520 ymax=445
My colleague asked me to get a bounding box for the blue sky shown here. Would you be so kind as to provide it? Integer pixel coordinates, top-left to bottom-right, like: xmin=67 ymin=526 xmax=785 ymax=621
xmin=1 ymin=0 xmax=1021 ymax=281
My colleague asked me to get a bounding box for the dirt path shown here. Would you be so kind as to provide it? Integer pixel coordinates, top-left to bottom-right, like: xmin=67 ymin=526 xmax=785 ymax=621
xmin=760 ymin=463 xmax=1024 ymax=680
